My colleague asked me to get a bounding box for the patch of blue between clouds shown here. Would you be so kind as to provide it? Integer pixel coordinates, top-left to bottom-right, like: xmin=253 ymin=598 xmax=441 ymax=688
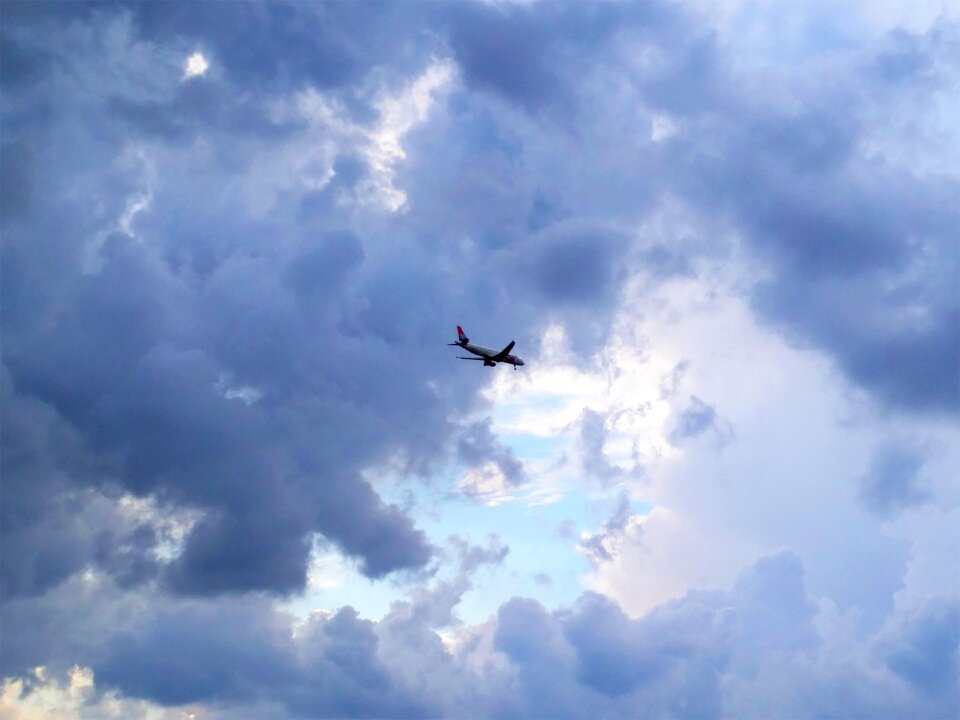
xmin=308 ymin=431 xmax=655 ymax=625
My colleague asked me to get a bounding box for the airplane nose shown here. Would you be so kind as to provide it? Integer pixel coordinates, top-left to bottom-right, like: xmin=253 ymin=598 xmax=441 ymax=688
xmin=518 ymin=359 xmax=525 ymax=366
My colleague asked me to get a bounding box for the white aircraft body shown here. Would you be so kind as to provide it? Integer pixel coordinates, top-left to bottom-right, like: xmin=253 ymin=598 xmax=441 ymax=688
xmin=448 ymin=325 xmax=525 ymax=368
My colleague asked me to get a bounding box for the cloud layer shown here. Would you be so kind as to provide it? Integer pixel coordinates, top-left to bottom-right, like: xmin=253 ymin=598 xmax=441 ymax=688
xmin=2 ymin=1 xmax=957 ymax=717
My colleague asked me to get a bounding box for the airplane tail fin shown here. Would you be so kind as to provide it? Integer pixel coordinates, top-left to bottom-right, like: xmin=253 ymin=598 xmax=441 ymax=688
xmin=457 ymin=325 xmax=469 ymax=344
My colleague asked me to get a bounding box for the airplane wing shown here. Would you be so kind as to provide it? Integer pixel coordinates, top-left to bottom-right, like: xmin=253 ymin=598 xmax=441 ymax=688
xmin=492 ymin=340 xmax=515 ymax=362
xmin=457 ymin=356 xmax=486 ymax=361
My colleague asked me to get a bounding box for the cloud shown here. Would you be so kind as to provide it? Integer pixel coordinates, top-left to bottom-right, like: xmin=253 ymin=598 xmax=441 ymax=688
xmin=445 ymin=2 xmax=618 ymax=112
xmin=457 ymin=463 xmax=515 ymax=507
xmin=3 ymin=548 xmax=957 ymax=719
xmin=457 ymin=417 xmax=527 ymax=486
xmin=97 ymin=596 xmax=296 ymax=706
xmin=0 ymin=665 xmax=197 ymax=720
xmin=507 ymin=224 xmax=628 ymax=308
xmin=578 ymin=408 xmax=624 ymax=482
xmin=668 ymin=395 xmax=717 ymax=444
xmin=859 ymin=440 xmax=933 ymax=518
xmin=0 ymin=6 xmax=454 ymax=597
xmin=0 ymin=375 xmax=166 ymax=599
xmin=2 ymin=2 xmax=957 ymax=718
xmin=879 ymin=597 xmax=960 ymax=698
xmin=491 ymin=552 xmax=956 ymax=719
xmin=674 ymin=19 xmax=960 ymax=416
xmin=579 ymin=491 xmax=635 ymax=565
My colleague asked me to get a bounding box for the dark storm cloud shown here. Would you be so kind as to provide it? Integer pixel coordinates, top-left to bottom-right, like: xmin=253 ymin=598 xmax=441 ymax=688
xmin=509 ymin=225 xmax=627 ymax=306
xmin=6 ymin=0 xmax=951 ymax=434
xmin=741 ymin=162 xmax=960 ymax=415
xmin=126 ymin=1 xmax=418 ymax=94
xmin=476 ymin=223 xmax=631 ymax=355
xmin=3 ymin=2 xmax=958 ymax=716
xmin=0 ymin=374 xmax=162 ymax=599
xmin=285 ymin=230 xmax=365 ymax=304
xmin=665 ymin=19 xmax=960 ymax=416
xmin=96 ymin=598 xmax=432 ymax=718
xmin=446 ymin=3 xmax=564 ymax=110
xmin=293 ymin=606 xmax=433 ymax=719
xmin=445 ymin=1 xmax=676 ymax=113
xmin=98 ymin=596 xmax=297 ymax=706
xmin=0 ymin=2 xmax=458 ymax=597
xmin=90 ymin=593 xmax=425 ymax=716
xmin=9 ymin=539 xmax=509 ymax=715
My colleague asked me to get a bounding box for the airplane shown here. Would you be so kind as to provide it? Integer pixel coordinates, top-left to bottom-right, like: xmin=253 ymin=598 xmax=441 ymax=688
xmin=448 ymin=325 xmax=525 ymax=368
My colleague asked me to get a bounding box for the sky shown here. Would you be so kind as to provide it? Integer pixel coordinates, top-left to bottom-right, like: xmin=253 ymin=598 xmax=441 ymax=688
xmin=1 ymin=1 xmax=958 ymax=718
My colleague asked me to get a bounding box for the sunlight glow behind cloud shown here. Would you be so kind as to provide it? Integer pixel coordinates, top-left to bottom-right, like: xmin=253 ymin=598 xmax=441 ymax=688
xmin=182 ymin=51 xmax=209 ymax=79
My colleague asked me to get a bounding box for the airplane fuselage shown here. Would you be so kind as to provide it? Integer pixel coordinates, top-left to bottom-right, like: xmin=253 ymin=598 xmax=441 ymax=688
xmin=459 ymin=342 xmax=524 ymax=366
xmin=449 ymin=326 xmax=525 ymax=367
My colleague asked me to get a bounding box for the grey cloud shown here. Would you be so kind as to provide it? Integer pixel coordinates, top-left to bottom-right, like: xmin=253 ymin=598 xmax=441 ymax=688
xmin=449 ymin=534 xmax=510 ymax=576
xmin=879 ymin=598 xmax=959 ymax=699
xmin=447 ymin=4 xmax=563 ymax=111
xmin=872 ymin=25 xmax=941 ymax=84
xmin=97 ymin=596 xmax=297 ymax=706
xmin=562 ymin=592 xmax=670 ymax=697
xmin=509 ymin=225 xmax=627 ymax=307
xmin=285 ymin=231 xmax=365 ymax=310
xmin=638 ymin=244 xmax=694 ymax=279
xmin=445 ymin=2 xmax=636 ymax=113
xmin=579 ymin=491 xmax=633 ymax=565
xmin=3 ymin=550 xmax=956 ymax=719
xmin=754 ymin=271 xmax=959 ymax=416
xmin=291 ymin=606 xmax=432 ymax=719
xmin=316 ymin=483 xmax=435 ymax=580
xmin=0 ymin=375 xmax=162 ymax=599
xmin=299 ymin=155 xmax=369 ymax=219
xmin=638 ymin=29 xmax=731 ymax=118
xmin=1 ymin=4 xmax=459 ymax=597
xmin=0 ymin=137 xmax=35 ymax=223
xmin=162 ymin=510 xmax=310 ymax=595
xmin=858 ymin=441 xmax=932 ymax=518
xmin=3 ymin=4 xmax=957 ymax=718
xmin=669 ymin=395 xmax=718 ymax=444
xmin=727 ymin=550 xmax=820 ymax=662
xmin=669 ymin=20 xmax=960 ymax=416
xmin=457 ymin=418 xmax=526 ymax=485
xmin=95 ymin=596 xmax=426 ymax=716
xmin=486 ymin=551 xmax=818 ymax=718
xmin=126 ymin=2 xmax=406 ymax=95
xmin=660 ymin=360 xmax=691 ymax=399
xmin=445 ymin=1 xmax=684 ymax=118
xmin=579 ymin=408 xmax=622 ymax=483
